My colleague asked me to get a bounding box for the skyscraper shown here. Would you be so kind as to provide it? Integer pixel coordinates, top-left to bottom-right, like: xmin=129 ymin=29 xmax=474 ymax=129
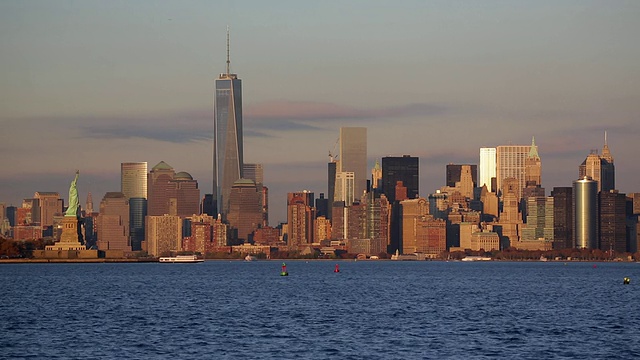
xmin=287 ymin=191 xmax=315 ymax=248
xmin=147 ymin=161 xmax=200 ymax=218
xmin=381 ymin=155 xmax=419 ymax=203
xmin=214 ymin=29 xmax=243 ymax=219
xmin=121 ymin=162 xmax=148 ymax=199
xmin=496 ymin=141 xmax=537 ymax=199
xmin=599 ymin=190 xmax=626 ymax=253
xmin=148 ymin=161 xmax=175 ymax=216
xmin=524 ymin=137 xmax=541 ymax=188
xmin=573 ymin=177 xmax=598 ymax=249
xmin=96 ymin=192 xmax=131 ymax=252
xmin=371 ymin=160 xmax=382 ymax=191
xmin=446 ymin=164 xmax=477 ymax=188
xmin=334 ymin=172 xmax=355 ymax=205
xmin=227 ymin=179 xmax=262 ymax=242
xmin=327 ymin=161 xmax=337 ymax=220
xmin=551 ymin=187 xmax=573 ymax=249
xmin=146 ymin=214 xmax=182 ymax=257
xmin=479 ymin=148 xmax=496 ymax=191
xmin=578 ymin=135 xmax=615 ymax=193
xmin=34 ymin=192 xmax=62 ymax=229
xmin=339 ymin=127 xmax=367 ymax=199
xmin=446 ymin=164 xmax=476 ymax=199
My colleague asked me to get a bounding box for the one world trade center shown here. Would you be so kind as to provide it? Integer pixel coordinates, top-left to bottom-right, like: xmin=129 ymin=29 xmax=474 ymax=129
xmin=214 ymin=28 xmax=243 ymax=219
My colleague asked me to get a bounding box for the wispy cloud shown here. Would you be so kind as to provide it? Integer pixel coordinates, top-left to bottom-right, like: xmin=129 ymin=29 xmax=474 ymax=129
xmin=244 ymin=100 xmax=452 ymax=132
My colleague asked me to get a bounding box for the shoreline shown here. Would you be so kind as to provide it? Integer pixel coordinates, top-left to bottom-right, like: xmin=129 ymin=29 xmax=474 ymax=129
xmin=1 ymin=258 xmax=637 ymax=264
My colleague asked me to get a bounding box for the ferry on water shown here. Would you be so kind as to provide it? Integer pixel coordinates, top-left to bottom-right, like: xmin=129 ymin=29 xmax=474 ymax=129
xmin=159 ymin=255 xmax=204 ymax=263
xmin=461 ymin=256 xmax=492 ymax=262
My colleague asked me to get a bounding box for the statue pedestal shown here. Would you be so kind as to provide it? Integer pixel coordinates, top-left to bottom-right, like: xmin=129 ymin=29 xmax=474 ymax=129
xmin=46 ymin=216 xmax=86 ymax=251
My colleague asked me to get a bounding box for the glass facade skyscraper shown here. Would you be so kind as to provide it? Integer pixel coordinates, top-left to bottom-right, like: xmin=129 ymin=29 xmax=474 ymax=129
xmin=381 ymin=155 xmax=419 ymax=203
xmin=479 ymin=147 xmax=496 ymax=190
xmin=214 ymin=34 xmax=243 ymax=219
xmin=121 ymin=162 xmax=148 ymax=200
xmin=573 ymin=177 xmax=598 ymax=249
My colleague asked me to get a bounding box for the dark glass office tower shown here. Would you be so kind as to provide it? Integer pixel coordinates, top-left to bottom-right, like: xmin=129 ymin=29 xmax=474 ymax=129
xmin=129 ymin=197 xmax=147 ymax=251
xmin=551 ymin=187 xmax=572 ymax=249
xmin=599 ymin=190 xmax=626 ymax=253
xmin=214 ymin=29 xmax=243 ymax=219
xmin=381 ymin=155 xmax=419 ymax=203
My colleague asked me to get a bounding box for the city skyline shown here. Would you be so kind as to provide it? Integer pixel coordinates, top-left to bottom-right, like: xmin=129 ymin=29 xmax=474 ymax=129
xmin=1 ymin=1 xmax=639 ymax=223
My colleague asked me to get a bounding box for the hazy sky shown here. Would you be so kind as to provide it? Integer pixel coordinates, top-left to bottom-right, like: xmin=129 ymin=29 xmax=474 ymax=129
xmin=1 ymin=1 xmax=639 ymax=223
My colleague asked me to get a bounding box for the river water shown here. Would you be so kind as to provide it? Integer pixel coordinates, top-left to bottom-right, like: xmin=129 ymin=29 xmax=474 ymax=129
xmin=1 ymin=261 xmax=638 ymax=359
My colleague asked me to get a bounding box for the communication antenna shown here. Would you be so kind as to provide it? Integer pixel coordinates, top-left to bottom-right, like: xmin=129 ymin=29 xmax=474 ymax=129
xmin=226 ymin=26 xmax=231 ymax=75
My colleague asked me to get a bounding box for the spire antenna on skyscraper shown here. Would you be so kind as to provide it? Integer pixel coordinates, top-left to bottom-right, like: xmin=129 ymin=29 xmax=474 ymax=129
xmin=226 ymin=25 xmax=231 ymax=75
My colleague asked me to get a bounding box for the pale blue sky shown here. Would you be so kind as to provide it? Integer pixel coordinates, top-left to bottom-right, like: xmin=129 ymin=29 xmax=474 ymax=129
xmin=1 ymin=1 xmax=639 ymax=223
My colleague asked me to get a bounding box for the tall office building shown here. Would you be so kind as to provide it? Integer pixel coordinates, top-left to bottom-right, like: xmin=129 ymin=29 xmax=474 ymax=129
xmin=339 ymin=127 xmax=367 ymax=199
xmin=242 ymin=163 xmax=263 ymax=186
xmin=579 ymin=136 xmax=615 ymax=193
xmin=287 ymin=191 xmax=315 ymax=248
xmin=243 ymin=163 xmax=268 ymax=226
xmin=524 ymin=137 xmax=542 ymax=188
xmin=366 ymin=192 xmax=390 ymax=256
xmin=227 ymin=179 xmax=262 ymax=242
xmin=147 ymin=161 xmax=200 ymax=218
xmin=121 ymin=162 xmax=148 ymax=251
xmin=34 ymin=192 xmax=62 ymax=229
xmin=496 ymin=141 xmax=537 ymax=199
xmin=171 ymin=172 xmax=200 ymax=217
xmin=446 ymin=164 xmax=476 ymax=199
xmin=446 ymin=164 xmax=477 ymax=188
xmin=148 ymin=161 xmax=175 ymax=216
xmin=399 ymin=198 xmax=429 ymax=254
xmin=129 ymin=197 xmax=147 ymax=251
xmin=121 ymin=162 xmax=148 ymax=199
xmin=599 ymin=190 xmax=626 ymax=253
xmin=381 ymin=155 xmax=419 ymax=203
xmin=551 ymin=187 xmax=573 ymax=249
xmin=96 ymin=192 xmax=131 ymax=251
xmin=214 ymin=29 xmax=244 ymax=219
xmin=327 ymin=161 xmax=337 ymax=220
xmin=499 ymin=178 xmax=523 ymax=245
xmin=334 ymin=172 xmax=355 ymax=205
xmin=573 ymin=177 xmax=598 ymax=249
xmin=371 ymin=161 xmax=382 ymax=191
xmin=145 ymin=214 xmax=182 ymax=257
xmin=521 ymin=196 xmax=554 ymax=242
xmin=479 ymin=148 xmax=496 ymax=191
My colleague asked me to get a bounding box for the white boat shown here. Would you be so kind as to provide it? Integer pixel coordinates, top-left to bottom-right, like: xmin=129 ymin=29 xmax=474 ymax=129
xmin=461 ymin=256 xmax=492 ymax=262
xmin=159 ymin=255 xmax=204 ymax=263
xmin=244 ymin=254 xmax=257 ymax=261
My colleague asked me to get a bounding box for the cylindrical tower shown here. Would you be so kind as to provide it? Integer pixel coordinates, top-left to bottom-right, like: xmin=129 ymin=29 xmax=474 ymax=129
xmin=572 ymin=176 xmax=598 ymax=249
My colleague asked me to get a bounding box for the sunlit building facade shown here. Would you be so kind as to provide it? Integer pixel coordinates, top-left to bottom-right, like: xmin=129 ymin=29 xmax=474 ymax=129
xmin=121 ymin=162 xmax=148 ymax=199
xmin=573 ymin=177 xmax=598 ymax=249
xmin=479 ymin=147 xmax=496 ymax=191
xmin=496 ymin=143 xmax=536 ymax=199
xmin=339 ymin=127 xmax=367 ymax=199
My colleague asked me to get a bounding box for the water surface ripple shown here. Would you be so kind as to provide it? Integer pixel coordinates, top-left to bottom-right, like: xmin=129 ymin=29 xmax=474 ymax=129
xmin=1 ymin=261 xmax=639 ymax=359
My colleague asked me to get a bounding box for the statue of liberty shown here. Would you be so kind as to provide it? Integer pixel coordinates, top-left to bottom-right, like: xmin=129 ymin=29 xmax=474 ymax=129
xmin=65 ymin=170 xmax=80 ymax=217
